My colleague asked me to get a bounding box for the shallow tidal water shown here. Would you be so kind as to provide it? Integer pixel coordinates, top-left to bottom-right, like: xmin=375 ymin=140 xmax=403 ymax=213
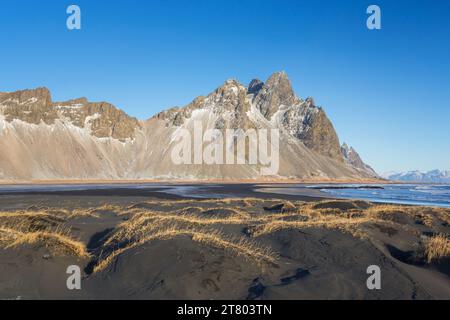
xmin=309 ymin=184 xmax=450 ymax=208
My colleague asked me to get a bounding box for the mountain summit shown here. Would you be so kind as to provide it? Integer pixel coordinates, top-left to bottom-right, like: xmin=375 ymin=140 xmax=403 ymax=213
xmin=0 ymin=72 xmax=378 ymax=180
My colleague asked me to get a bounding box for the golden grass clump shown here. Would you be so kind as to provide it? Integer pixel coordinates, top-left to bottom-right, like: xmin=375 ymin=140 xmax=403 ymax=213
xmin=426 ymin=207 xmax=450 ymax=226
xmin=0 ymin=227 xmax=17 ymax=243
xmin=176 ymin=206 xmax=206 ymax=214
xmin=363 ymin=204 xmax=450 ymax=228
xmin=94 ymin=209 xmax=279 ymax=273
xmin=67 ymin=208 xmax=101 ymax=219
xmin=0 ymin=208 xmax=90 ymax=258
xmin=249 ymin=216 xmax=377 ymax=238
xmin=95 ymin=226 xmax=277 ymax=273
xmin=191 ymin=229 xmax=278 ymax=263
xmin=0 ymin=210 xmax=66 ymax=232
xmin=199 ymin=206 xmax=251 ymax=218
xmin=263 ymin=201 xmax=298 ymax=213
xmin=139 ymin=211 xmax=244 ymax=226
xmin=95 ymin=203 xmax=124 ymax=213
xmin=69 ymin=203 xmax=127 ymax=218
xmin=0 ymin=227 xmax=89 ymax=258
xmin=298 ymin=200 xmax=362 ymax=218
xmin=138 ymin=198 xmax=278 ymax=211
xmin=0 ymin=206 xmax=104 ymax=222
xmin=424 ymin=234 xmax=450 ymax=263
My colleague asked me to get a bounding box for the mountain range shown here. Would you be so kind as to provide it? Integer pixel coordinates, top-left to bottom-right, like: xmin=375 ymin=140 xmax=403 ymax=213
xmin=383 ymin=170 xmax=450 ymax=183
xmin=0 ymin=72 xmax=378 ymax=181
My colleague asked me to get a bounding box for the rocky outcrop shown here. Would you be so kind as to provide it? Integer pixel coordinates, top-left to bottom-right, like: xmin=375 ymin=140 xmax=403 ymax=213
xmin=55 ymin=99 xmax=141 ymax=141
xmin=0 ymin=90 xmax=141 ymax=141
xmin=1 ymin=88 xmax=57 ymax=125
xmin=298 ymin=106 xmax=343 ymax=161
xmin=247 ymin=79 xmax=264 ymax=95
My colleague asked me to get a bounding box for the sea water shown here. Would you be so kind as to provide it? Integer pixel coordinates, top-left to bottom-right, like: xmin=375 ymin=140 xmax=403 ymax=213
xmin=316 ymin=184 xmax=450 ymax=208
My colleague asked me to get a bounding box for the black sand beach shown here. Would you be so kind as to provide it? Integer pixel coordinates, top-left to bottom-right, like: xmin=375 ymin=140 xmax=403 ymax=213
xmin=0 ymin=186 xmax=449 ymax=300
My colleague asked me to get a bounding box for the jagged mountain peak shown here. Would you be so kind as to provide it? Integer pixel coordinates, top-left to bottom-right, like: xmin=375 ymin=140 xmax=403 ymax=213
xmin=305 ymin=97 xmax=315 ymax=107
xmin=341 ymin=143 xmax=378 ymax=177
xmin=248 ymin=79 xmax=264 ymax=95
xmin=341 ymin=142 xmax=358 ymax=155
xmin=223 ymin=78 xmax=242 ymax=86
xmin=265 ymin=71 xmax=295 ymax=99
xmin=265 ymin=71 xmax=290 ymax=86
xmin=155 ymin=78 xmax=252 ymax=128
xmin=157 ymin=72 xmax=299 ymax=125
xmin=341 ymin=142 xmax=353 ymax=157
xmin=153 ymin=72 xmax=366 ymax=164
xmin=252 ymin=71 xmax=300 ymax=120
xmin=215 ymin=79 xmax=247 ymax=96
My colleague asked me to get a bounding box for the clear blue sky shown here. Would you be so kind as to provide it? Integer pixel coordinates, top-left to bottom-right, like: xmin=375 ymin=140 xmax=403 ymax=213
xmin=0 ymin=0 xmax=449 ymax=173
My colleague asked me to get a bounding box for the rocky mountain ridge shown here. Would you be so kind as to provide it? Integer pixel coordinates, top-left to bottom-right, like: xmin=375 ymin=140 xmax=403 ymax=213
xmin=0 ymin=88 xmax=140 ymax=141
xmin=0 ymin=72 xmax=378 ymax=180
xmin=341 ymin=143 xmax=378 ymax=177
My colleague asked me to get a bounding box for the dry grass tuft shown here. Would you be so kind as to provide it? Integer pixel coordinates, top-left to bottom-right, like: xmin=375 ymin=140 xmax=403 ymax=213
xmin=0 ymin=210 xmax=66 ymax=232
xmin=0 ymin=227 xmax=89 ymax=258
xmin=95 ymin=226 xmax=277 ymax=273
xmin=200 ymin=206 xmax=251 ymax=218
xmin=0 ymin=208 xmax=90 ymax=258
xmin=364 ymin=204 xmax=450 ymax=228
xmin=424 ymin=234 xmax=450 ymax=263
xmin=263 ymin=201 xmax=297 ymax=213
xmin=94 ymin=208 xmax=279 ymax=273
xmin=248 ymin=217 xmax=377 ymax=238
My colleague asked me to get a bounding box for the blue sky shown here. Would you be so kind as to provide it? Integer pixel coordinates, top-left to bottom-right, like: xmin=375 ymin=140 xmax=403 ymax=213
xmin=0 ymin=0 xmax=449 ymax=173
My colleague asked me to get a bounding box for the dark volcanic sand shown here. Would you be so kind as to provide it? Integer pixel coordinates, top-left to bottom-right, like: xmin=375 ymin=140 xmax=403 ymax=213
xmin=0 ymin=183 xmax=327 ymax=200
xmin=0 ymin=189 xmax=449 ymax=300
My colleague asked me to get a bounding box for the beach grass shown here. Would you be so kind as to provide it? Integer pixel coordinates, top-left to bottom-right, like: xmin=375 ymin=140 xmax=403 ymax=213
xmin=0 ymin=198 xmax=449 ymax=274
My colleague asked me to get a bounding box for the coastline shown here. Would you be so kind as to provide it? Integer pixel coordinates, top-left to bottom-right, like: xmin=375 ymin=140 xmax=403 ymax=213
xmin=1 ymin=181 xmax=448 ymax=208
xmin=0 ymin=178 xmax=390 ymax=186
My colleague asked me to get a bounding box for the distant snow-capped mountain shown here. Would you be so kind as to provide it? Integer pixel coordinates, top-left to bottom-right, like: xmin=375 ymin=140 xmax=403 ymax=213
xmin=383 ymin=170 xmax=450 ymax=183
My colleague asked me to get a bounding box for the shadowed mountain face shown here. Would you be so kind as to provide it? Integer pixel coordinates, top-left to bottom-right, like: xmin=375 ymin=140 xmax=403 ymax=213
xmin=0 ymin=72 xmax=378 ymax=180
